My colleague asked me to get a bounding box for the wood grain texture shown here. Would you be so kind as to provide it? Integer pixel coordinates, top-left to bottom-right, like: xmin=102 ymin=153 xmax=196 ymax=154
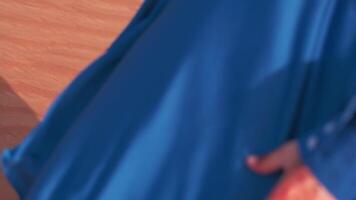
xmin=0 ymin=1 xmax=141 ymax=198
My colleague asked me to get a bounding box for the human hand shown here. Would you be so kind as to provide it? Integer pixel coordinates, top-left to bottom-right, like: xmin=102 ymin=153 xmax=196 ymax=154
xmin=246 ymin=140 xmax=335 ymax=200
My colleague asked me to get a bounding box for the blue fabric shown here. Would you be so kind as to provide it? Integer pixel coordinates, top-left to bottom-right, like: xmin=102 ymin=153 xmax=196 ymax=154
xmin=298 ymin=95 xmax=356 ymax=200
xmin=2 ymin=0 xmax=356 ymax=199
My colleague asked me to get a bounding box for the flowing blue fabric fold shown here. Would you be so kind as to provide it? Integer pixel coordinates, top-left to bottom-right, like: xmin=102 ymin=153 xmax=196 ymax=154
xmin=2 ymin=0 xmax=356 ymax=199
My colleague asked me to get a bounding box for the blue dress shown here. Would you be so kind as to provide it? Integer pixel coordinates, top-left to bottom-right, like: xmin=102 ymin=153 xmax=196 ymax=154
xmin=2 ymin=0 xmax=356 ymax=199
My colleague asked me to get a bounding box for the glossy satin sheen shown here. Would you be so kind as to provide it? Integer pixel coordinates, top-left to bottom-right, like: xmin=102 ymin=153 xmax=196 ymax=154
xmin=2 ymin=0 xmax=356 ymax=199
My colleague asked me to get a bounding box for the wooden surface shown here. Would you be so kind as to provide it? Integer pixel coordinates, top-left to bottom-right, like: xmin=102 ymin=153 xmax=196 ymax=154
xmin=0 ymin=1 xmax=141 ymax=198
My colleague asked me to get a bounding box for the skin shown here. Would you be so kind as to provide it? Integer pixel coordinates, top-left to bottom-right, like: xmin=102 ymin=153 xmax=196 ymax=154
xmin=246 ymin=140 xmax=336 ymax=200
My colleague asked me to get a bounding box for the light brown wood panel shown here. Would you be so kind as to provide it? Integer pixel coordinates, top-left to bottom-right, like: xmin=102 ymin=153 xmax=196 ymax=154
xmin=0 ymin=1 xmax=141 ymax=198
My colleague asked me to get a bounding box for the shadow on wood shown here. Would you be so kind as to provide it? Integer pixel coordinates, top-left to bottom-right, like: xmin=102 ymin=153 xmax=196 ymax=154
xmin=0 ymin=76 xmax=39 ymax=200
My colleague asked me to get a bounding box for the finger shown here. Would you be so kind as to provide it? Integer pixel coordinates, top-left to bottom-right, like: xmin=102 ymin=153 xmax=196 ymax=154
xmin=246 ymin=148 xmax=286 ymax=175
